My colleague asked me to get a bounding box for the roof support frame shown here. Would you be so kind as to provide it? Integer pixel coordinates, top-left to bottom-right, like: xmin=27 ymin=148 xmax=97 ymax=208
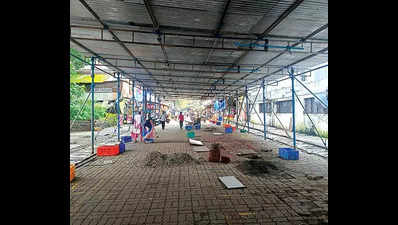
xmin=70 ymin=36 xmax=326 ymax=54
xmin=77 ymin=0 xmax=169 ymax=95
xmin=208 ymin=0 xmax=306 ymax=94
xmin=220 ymin=23 xmax=328 ymax=94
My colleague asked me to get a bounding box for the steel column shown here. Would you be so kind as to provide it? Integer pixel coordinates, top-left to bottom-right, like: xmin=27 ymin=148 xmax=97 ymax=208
xmin=289 ymin=67 xmax=296 ymax=149
xmin=245 ymin=86 xmax=249 ymax=133
xmin=90 ymin=57 xmax=95 ymax=154
xmin=132 ymin=80 xmax=135 ymax=124
xmin=262 ymin=78 xmax=266 ymax=140
xmin=142 ymin=87 xmax=146 ymax=124
xmin=117 ymin=72 xmax=121 ymax=142
xmin=154 ymin=94 xmax=156 ymax=118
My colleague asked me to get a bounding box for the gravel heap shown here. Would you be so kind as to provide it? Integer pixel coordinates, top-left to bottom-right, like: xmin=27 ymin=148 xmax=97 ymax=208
xmin=144 ymin=151 xmax=200 ymax=167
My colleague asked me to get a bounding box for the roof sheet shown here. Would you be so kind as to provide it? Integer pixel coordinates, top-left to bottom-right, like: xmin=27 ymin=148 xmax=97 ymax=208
xmin=70 ymin=0 xmax=328 ymax=99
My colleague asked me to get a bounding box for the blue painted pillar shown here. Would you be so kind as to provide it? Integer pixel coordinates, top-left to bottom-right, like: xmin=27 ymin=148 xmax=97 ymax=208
xmin=90 ymin=57 xmax=95 ymax=154
xmin=262 ymin=78 xmax=266 ymax=140
xmin=236 ymin=93 xmax=239 ymax=129
xmin=149 ymin=90 xmax=152 ymax=114
xmin=245 ymin=86 xmax=249 ymax=133
xmin=289 ymin=67 xmax=296 ymax=149
xmin=132 ymin=80 xmax=135 ymax=124
xmin=117 ymin=72 xmax=121 ymax=142
xmin=142 ymin=87 xmax=145 ymax=124
xmin=154 ymin=94 xmax=156 ymax=117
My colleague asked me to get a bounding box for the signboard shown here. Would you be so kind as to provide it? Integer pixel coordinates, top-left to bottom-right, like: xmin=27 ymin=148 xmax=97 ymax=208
xmin=70 ymin=74 xmax=108 ymax=83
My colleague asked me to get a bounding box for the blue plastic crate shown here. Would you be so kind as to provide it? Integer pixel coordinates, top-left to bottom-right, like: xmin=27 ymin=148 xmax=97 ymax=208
xmin=279 ymin=148 xmax=299 ymax=160
xmin=119 ymin=142 xmax=125 ymax=153
xmin=121 ymin=136 xmax=132 ymax=143
xmin=225 ymin=127 xmax=233 ymax=133
xmin=185 ymin=125 xmax=193 ymax=131
xmin=194 ymin=124 xmax=201 ymax=130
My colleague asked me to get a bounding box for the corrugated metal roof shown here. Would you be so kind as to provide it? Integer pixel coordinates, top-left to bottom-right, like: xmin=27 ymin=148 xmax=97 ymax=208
xmin=70 ymin=0 xmax=328 ymax=98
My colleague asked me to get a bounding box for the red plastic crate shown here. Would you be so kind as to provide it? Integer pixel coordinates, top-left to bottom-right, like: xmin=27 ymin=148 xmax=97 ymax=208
xmin=97 ymin=145 xmax=120 ymax=156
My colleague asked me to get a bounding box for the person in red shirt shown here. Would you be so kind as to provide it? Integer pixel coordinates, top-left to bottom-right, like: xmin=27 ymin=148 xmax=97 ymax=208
xmin=178 ymin=112 xmax=184 ymax=129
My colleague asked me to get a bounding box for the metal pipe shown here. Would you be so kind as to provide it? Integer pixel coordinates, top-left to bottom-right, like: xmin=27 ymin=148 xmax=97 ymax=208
xmin=293 ymin=76 xmax=328 ymax=108
xmin=132 ymin=80 xmax=135 ymax=124
xmin=72 ymin=36 xmax=322 ymax=54
xmin=262 ymin=78 xmax=266 ymax=140
xmin=293 ymin=90 xmax=328 ymax=149
xmin=289 ymin=67 xmax=296 ymax=149
xmin=90 ymin=57 xmax=95 ymax=154
xmin=70 ymin=92 xmax=91 ymax=131
xmin=224 ymin=24 xmax=328 ymax=91
xmin=117 ymin=72 xmax=121 ymax=142
xmin=246 ymin=86 xmax=249 ymax=133
xmin=71 ymin=24 xmax=328 ymax=43
xmin=248 ymin=86 xmax=261 ymax=115
xmin=247 ymin=64 xmax=328 ymax=90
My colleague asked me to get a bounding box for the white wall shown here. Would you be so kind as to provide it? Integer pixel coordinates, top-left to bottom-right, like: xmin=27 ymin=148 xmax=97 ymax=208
xmin=245 ymin=64 xmax=328 ymax=133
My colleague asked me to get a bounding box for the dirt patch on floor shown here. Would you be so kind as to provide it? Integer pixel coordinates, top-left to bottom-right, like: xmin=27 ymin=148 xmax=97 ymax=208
xmin=144 ymin=151 xmax=200 ymax=167
xmin=236 ymin=159 xmax=279 ymax=176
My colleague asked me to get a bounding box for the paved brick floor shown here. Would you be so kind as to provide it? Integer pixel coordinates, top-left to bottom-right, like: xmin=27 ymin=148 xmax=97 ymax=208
xmin=71 ymin=121 xmax=328 ymax=225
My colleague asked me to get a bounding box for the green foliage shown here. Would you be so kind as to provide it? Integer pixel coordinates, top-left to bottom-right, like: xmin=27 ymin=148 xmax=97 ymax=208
xmin=296 ymin=123 xmax=328 ymax=139
xmin=70 ymin=48 xmax=107 ymax=121
xmin=70 ymin=48 xmax=86 ymax=75
xmin=103 ymin=113 xmax=118 ymax=126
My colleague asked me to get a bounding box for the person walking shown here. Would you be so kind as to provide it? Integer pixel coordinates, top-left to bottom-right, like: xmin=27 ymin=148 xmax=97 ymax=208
xmin=160 ymin=111 xmax=167 ymax=130
xmin=178 ymin=112 xmax=184 ymax=129
xmin=143 ymin=116 xmax=155 ymax=143
xmin=131 ymin=111 xmax=142 ymax=143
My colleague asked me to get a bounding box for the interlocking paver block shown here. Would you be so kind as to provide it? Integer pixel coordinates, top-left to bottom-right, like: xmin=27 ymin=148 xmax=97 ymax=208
xmin=70 ymin=122 xmax=327 ymax=225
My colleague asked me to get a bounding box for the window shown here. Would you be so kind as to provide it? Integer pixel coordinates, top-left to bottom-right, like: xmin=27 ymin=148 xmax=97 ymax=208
xmin=276 ymin=100 xmax=292 ymax=113
xmin=259 ymin=102 xmax=272 ymax=113
xmin=304 ymin=97 xmax=327 ymax=114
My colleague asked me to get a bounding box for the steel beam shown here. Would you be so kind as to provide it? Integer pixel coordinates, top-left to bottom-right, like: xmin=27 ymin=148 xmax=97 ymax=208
xmin=132 ymin=79 xmax=245 ymax=87
xmin=71 ymin=38 xmax=148 ymax=85
xmin=71 ymin=24 xmax=328 ymax=43
xmin=71 ymin=36 xmax=325 ymax=54
xmin=225 ymin=24 xmax=328 ymax=89
xmin=210 ymin=0 xmax=306 ymax=95
xmin=128 ymin=73 xmax=257 ymax=81
xmin=293 ymin=76 xmax=328 ymax=108
xmin=94 ymin=56 xmax=310 ymax=71
xmin=77 ymin=0 xmax=163 ymax=89
xmin=143 ymin=0 xmax=169 ymax=63
xmin=247 ymin=64 xmax=328 ymax=89
xmin=228 ymin=46 xmax=328 ymax=94
xmin=91 ymin=63 xmax=240 ymax=74
xmin=259 ymin=0 xmax=305 ymax=39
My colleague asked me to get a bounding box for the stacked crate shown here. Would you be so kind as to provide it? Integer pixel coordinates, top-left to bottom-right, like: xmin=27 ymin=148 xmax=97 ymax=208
xmin=97 ymin=145 xmax=120 ymax=156
xmin=278 ymin=148 xmax=299 ymax=160
xmin=70 ymin=164 xmax=75 ymax=182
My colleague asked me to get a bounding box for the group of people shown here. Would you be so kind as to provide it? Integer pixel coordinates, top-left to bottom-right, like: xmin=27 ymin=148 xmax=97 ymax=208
xmin=131 ymin=110 xmax=169 ymax=143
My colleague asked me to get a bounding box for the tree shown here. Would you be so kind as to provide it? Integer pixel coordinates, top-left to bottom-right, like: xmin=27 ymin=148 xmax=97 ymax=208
xmin=70 ymin=48 xmax=107 ymax=121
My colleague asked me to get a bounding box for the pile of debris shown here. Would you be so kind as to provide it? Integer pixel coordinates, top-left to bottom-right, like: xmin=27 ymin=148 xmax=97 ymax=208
xmin=236 ymin=159 xmax=279 ymax=176
xmin=203 ymin=127 xmax=217 ymax=132
xmin=144 ymin=151 xmax=200 ymax=167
